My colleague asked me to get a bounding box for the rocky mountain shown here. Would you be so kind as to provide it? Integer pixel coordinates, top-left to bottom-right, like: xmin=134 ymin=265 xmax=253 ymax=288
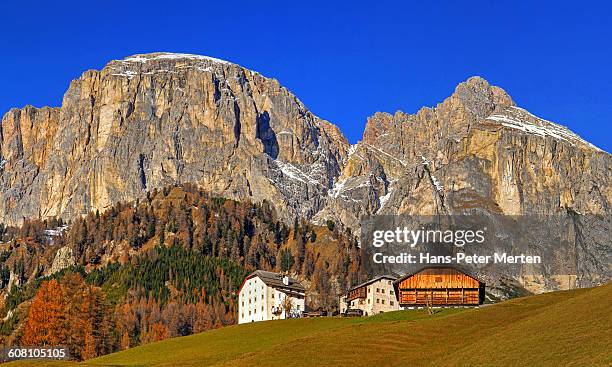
xmin=318 ymin=76 xmax=610 ymax=227
xmin=1 ymin=53 xmax=610 ymax=293
xmin=0 ymin=53 xmax=348 ymax=226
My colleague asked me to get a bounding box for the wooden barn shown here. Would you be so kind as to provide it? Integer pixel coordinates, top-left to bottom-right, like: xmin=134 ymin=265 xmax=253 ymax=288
xmin=393 ymin=266 xmax=485 ymax=307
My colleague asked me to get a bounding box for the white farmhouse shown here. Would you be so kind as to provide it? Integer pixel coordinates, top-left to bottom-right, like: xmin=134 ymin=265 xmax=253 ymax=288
xmin=238 ymin=270 xmax=306 ymax=324
xmin=339 ymin=275 xmax=399 ymax=316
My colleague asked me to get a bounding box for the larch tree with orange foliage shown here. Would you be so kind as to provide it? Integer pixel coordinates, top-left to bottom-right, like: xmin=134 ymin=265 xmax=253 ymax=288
xmin=120 ymin=331 xmax=130 ymax=350
xmin=21 ymin=279 xmax=67 ymax=347
xmin=21 ymin=273 xmax=112 ymax=361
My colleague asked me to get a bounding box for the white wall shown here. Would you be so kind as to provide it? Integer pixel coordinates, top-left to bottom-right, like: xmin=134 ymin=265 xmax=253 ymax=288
xmin=238 ymin=276 xmax=268 ymax=324
xmin=339 ymin=296 xmax=348 ymax=314
xmin=368 ymin=278 xmax=399 ymax=314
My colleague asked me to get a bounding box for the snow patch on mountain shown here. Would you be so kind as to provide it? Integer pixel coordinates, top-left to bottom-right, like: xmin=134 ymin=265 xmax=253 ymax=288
xmin=364 ymin=144 xmax=407 ymax=166
xmin=487 ymin=107 xmax=603 ymax=152
xmin=275 ymin=160 xmax=321 ymax=186
xmin=329 ymin=177 xmax=348 ymax=198
xmin=430 ymin=174 xmax=443 ymax=192
xmin=377 ymin=187 xmax=394 ymax=212
xmin=123 ymin=52 xmax=233 ymax=65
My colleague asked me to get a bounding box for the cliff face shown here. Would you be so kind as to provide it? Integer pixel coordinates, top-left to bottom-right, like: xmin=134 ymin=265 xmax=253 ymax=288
xmin=318 ymin=77 xmax=611 ymax=229
xmin=315 ymin=76 xmax=611 ymax=294
xmin=0 ymin=53 xmax=348 ymax=224
xmin=1 ymin=55 xmax=610 ymax=292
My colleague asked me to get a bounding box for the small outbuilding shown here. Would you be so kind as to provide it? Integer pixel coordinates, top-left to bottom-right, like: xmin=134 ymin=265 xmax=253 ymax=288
xmin=393 ymin=266 xmax=485 ymax=307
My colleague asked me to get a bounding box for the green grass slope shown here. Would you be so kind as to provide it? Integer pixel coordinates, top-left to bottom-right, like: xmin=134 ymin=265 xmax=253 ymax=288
xmin=4 ymin=283 xmax=611 ymax=367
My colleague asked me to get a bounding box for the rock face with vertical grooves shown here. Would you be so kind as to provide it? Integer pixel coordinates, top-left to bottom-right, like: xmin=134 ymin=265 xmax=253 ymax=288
xmin=315 ymin=76 xmax=611 ymax=294
xmin=318 ymin=77 xmax=610 ymax=229
xmin=1 ymin=55 xmax=610 ymax=292
xmin=0 ymin=53 xmax=349 ymax=225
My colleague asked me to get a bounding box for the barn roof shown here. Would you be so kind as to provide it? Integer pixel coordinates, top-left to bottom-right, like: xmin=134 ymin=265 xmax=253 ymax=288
xmin=239 ymin=270 xmax=306 ymax=294
xmin=393 ymin=265 xmax=484 ymax=286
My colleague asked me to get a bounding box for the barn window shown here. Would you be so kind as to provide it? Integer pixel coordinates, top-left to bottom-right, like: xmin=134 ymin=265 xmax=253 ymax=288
xmin=390 ymin=301 xmax=394 ymax=306
xmin=435 ymin=277 xmax=443 ymax=282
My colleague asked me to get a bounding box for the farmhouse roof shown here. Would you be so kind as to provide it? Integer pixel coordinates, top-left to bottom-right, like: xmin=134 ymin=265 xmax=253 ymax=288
xmin=348 ymin=275 xmax=397 ymax=293
xmin=240 ymin=270 xmax=306 ymax=293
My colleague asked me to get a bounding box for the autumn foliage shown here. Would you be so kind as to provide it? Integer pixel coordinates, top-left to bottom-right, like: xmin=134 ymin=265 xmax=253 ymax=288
xmin=1 ymin=184 xmax=362 ymax=360
xmin=21 ymin=273 xmax=111 ymax=360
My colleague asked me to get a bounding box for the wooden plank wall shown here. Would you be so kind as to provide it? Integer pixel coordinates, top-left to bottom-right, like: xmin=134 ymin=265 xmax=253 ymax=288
xmin=347 ymin=286 xmax=367 ymax=301
xmin=397 ymin=268 xmax=480 ymax=290
xmin=397 ymin=268 xmax=482 ymax=306
xmin=399 ymin=289 xmax=480 ymax=305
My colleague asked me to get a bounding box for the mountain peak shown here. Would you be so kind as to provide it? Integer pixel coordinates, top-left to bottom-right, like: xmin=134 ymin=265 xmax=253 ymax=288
xmin=119 ymin=52 xmax=235 ymax=65
xmin=361 ymin=77 xmax=514 ymax=144
xmin=102 ymin=52 xmax=269 ymax=81
xmin=451 ymin=76 xmax=514 ymax=116
xmin=1 ymin=56 xmax=609 ymax=233
xmin=462 ymin=75 xmax=490 ymax=86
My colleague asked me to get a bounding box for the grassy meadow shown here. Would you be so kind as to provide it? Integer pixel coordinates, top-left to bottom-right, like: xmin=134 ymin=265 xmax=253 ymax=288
xmin=3 ymin=283 xmax=610 ymax=366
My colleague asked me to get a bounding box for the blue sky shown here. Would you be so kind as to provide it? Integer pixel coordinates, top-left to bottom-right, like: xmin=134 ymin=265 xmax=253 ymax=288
xmin=1 ymin=1 xmax=610 ymax=152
